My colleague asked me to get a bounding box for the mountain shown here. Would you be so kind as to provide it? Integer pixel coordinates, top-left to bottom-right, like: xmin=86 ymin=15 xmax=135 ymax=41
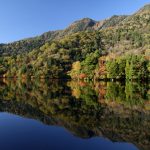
xmin=102 ymin=4 xmax=150 ymax=55
xmin=94 ymin=15 xmax=128 ymax=30
xmin=0 ymin=30 xmax=62 ymax=56
xmin=0 ymin=16 xmax=128 ymax=56
xmin=0 ymin=4 xmax=149 ymax=80
xmin=59 ymin=18 xmax=96 ymax=36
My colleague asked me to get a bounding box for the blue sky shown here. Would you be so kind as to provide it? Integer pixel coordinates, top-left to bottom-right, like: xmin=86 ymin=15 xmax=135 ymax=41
xmin=0 ymin=0 xmax=150 ymax=43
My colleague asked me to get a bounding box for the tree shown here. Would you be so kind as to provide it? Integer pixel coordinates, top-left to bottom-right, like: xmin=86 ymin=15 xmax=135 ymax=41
xmin=106 ymin=60 xmax=119 ymax=79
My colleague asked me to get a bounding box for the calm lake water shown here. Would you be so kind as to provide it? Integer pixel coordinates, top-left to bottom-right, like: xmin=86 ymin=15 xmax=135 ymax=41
xmin=0 ymin=79 xmax=149 ymax=150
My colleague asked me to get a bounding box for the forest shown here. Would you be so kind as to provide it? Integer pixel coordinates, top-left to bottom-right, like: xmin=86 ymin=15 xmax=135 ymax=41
xmin=0 ymin=4 xmax=150 ymax=81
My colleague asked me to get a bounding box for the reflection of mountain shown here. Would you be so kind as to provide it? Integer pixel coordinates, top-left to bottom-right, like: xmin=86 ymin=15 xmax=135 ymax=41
xmin=0 ymin=79 xmax=150 ymax=150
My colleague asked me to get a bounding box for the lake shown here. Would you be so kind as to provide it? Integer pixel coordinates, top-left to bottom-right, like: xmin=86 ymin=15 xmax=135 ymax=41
xmin=0 ymin=79 xmax=149 ymax=150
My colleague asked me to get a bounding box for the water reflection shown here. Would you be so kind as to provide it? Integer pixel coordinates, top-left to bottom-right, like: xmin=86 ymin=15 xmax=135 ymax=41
xmin=0 ymin=79 xmax=149 ymax=150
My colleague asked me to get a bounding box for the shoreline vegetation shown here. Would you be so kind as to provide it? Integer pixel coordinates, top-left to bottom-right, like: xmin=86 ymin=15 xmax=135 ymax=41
xmin=0 ymin=50 xmax=149 ymax=82
xmin=0 ymin=4 xmax=150 ymax=81
xmin=0 ymin=53 xmax=149 ymax=82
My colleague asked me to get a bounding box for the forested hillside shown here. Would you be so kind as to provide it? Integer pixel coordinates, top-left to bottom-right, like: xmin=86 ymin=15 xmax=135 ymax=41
xmin=0 ymin=4 xmax=150 ymax=80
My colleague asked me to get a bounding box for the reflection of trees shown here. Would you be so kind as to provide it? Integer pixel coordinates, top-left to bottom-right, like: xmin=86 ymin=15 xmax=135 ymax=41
xmin=0 ymin=79 xmax=150 ymax=150
xmin=98 ymin=82 xmax=150 ymax=110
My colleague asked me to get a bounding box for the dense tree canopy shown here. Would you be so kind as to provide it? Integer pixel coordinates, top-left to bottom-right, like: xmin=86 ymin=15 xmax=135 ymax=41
xmin=0 ymin=4 xmax=149 ymax=81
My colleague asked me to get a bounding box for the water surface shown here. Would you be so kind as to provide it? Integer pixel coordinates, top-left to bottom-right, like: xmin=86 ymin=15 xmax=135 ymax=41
xmin=0 ymin=79 xmax=149 ymax=150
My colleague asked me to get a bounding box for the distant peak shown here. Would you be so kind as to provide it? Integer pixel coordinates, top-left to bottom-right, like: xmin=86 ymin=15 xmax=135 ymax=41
xmin=142 ymin=3 xmax=150 ymax=9
xmin=138 ymin=3 xmax=150 ymax=12
xmin=67 ymin=17 xmax=96 ymax=30
xmin=72 ymin=18 xmax=96 ymax=25
xmin=110 ymin=15 xmax=128 ymax=18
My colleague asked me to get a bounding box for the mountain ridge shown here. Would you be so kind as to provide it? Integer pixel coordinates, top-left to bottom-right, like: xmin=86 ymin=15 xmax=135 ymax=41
xmin=0 ymin=14 xmax=129 ymax=56
xmin=0 ymin=4 xmax=149 ymax=80
xmin=1 ymin=3 xmax=150 ymax=44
